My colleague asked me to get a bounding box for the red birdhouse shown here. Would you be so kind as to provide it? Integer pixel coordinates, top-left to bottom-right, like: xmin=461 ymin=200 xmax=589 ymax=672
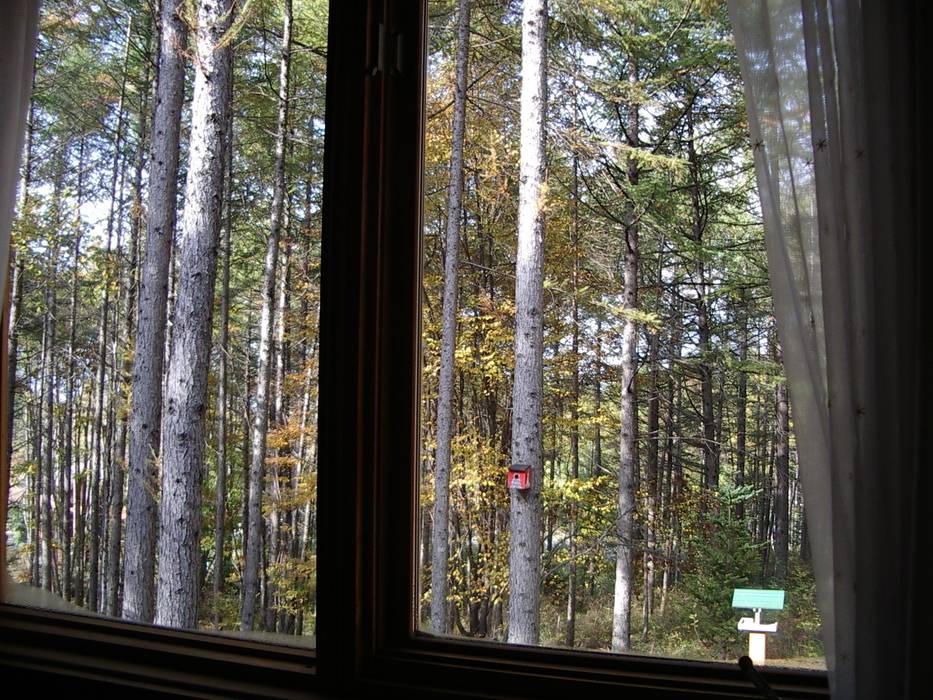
xmin=507 ymin=464 xmax=531 ymax=490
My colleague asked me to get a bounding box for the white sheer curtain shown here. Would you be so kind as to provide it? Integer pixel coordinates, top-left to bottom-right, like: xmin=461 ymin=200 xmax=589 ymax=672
xmin=0 ymin=0 xmax=40 ymax=603
xmin=728 ymin=1 xmax=920 ymax=698
xmin=0 ymin=0 xmax=39 ymax=297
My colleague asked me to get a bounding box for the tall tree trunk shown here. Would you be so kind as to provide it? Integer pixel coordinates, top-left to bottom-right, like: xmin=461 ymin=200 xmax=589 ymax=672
xmin=242 ymin=0 xmax=291 ymax=632
xmin=507 ymin=0 xmax=547 ymax=647
xmin=62 ymin=137 xmax=87 ymax=602
xmin=735 ymin=290 xmax=749 ymax=520
xmin=6 ymin=257 xmax=23 ymax=481
xmin=101 ymin=139 xmax=130 ymax=610
xmin=642 ymin=286 xmax=661 ymax=642
xmin=687 ymin=108 xmax=717 ymax=494
xmin=269 ymin=237 xmax=291 ymax=633
xmin=123 ymin=0 xmax=187 ymax=624
xmin=41 ymin=254 xmax=56 ymax=592
xmin=773 ymin=339 xmax=789 ymax=581
xmin=800 ymin=502 xmax=811 ymax=562
xmin=31 ymin=384 xmax=42 ymax=587
xmin=240 ymin=326 xmax=252 ymax=572
xmin=74 ymin=396 xmax=89 ymax=605
xmin=593 ymin=317 xmax=602 ymax=474
xmin=611 ymin=65 xmax=640 ymax=654
xmin=660 ymin=314 xmax=681 ymax=611
xmin=565 ymin=142 xmax=579 ymax=648
xmin=612 ymin=232 xmax=637 ymax=652
xmin=291 ymin=172 xmax=319 ymax=573
xmin=89 ymin=15 xmax=133 ymax=613
xmin=155 ymin=0 xmax=235 ymax=630
xmin=106 ymin=49 xmax=151 ymax=615
xmin=213 ymin=103 xmax=234 ymax=628
xmin=697 ymin=285 xmax=716 ymax=491
xmin=44 ymin=156 xmax=67 ymax=594
xmin=431 ymin=0 xmax=470 ymax=637
xmin=7 ymin=91 xmax=34 ymax=499
xmin=751 ymin=397 xmax=768 ymax=542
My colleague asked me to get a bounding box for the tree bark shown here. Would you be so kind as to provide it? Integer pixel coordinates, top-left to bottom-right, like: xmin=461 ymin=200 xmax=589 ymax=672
xmin=61 ymin=137 xmax=87 ymax=602
xmin=593 ymin=317 xmax=602 ymax=474
xmin=213 ymin=101 xmax=234 ymax=628
xmin=660 ymin=313 xmax=681 ymax=610
xmin=107 ymin=25 xmax=153 ymax=615
xmin=773 ymin=339 xmax=789 ymax=581
xmin=155 ymin=0 xmax=234 ymax=630
xmin=74 ymin=396 xmax=89 ymax=605
xmin=240 ymin=326 xmax=252 ymax=570
xmin=87 ymin=15 xmax=133 ymax=613
xmin=40 ymin=250 xmax=56 ymax=592
xmin=565 ymin=141 xmax=579 ymax=648
xmin=642 ymin=297 xmax=661 ymax=642
xmin=269 ymin=237 xmax=291 ymax=633
xmin=6 ymin=257 xmax=23 ymax=489
xmin=507 ymin=0 xmax=547 ymax=647
xmin=242 ymin=0 xmax=291 ymax=631
xmin=30 ymin=381 xmax=42 ymax=587
xmin=7 ymin=91 xmax=33 ymax=505
xmin=687 ymin=108 xmax=718 ymax=494
xmin=431 ymin=0 xmax=470 ymax=637
xmin=735 ymin=290 xmax=749 ymax=520
xmin=611 ymin=229 xmax=637 ymax=652
xmin=123 ymin=0 xmax=187 ymax=623
xmin=611 ymin=63 xmax=640 ymax=654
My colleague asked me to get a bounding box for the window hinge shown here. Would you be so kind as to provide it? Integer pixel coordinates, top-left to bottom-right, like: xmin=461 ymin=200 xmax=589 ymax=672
xmin=372 ymin=22 xmax=403 ymax=77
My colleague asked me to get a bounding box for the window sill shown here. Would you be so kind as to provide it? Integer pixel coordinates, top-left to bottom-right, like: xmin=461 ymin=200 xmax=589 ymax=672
xmin=354 ymin=634 xmax=829 ymax=699
xmin=0 ymin=600 xmax=828 ymax=699
xmin=0 ymin=603 xmax=318 ymax=698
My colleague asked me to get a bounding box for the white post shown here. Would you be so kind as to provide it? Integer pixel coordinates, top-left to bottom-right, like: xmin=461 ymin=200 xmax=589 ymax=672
xmin=748 ymin=632 xmax=767 ymax=664
xmin=749 ymin=608 xmax=766 ymax=664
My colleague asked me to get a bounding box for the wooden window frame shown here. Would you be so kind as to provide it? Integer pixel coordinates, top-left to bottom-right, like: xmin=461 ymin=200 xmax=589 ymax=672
xmin=0 ymin=1 xmax=829 ymax=697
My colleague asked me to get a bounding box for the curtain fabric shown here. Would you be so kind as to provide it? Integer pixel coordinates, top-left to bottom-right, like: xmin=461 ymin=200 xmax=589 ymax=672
xmin=0 ymin=0 xmax=39 ymax=297
xmin=0 ymin=1 xmax=40 ymax=604
xmin=728 ymin=1 xmax=919 ymax=698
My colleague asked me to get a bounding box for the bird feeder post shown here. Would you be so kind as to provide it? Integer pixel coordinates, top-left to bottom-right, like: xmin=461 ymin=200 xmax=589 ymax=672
xmin=732 ymin=589 xmax=784 ymax=666
xmin=747 ymin=609 xmax=767 ymax=664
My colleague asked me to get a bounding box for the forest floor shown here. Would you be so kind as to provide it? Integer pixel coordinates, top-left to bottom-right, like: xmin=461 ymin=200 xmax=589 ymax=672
xmin=764 ymin=656 xmax=827 ymax=670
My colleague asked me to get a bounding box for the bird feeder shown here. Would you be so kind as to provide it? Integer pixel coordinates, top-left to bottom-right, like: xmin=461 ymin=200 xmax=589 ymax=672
xmin=507 ymin=464 xmax=531 ymax=491
xmin=732 ymin=588 xmax=784 ymax=665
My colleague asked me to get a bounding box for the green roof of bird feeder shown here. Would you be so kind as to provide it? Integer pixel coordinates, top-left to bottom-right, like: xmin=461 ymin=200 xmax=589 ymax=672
xmin=731 ymin=588 xmax=785 ymax=610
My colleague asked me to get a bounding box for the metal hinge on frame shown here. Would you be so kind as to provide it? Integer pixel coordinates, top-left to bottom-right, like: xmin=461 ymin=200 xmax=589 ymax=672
xmin=371 ymin=22 xmax=403 ymax=77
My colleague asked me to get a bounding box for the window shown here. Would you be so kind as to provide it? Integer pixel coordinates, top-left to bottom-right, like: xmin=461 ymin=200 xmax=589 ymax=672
xmin=313 ymin=2 xmax=828 ymax=697
xmin=416 ymin=0 xmax=824 ymax=670
xmin=11 ymin=0 xmax=911 ymax=696
xmin=3 ymin=0 xmax=322 ymax=645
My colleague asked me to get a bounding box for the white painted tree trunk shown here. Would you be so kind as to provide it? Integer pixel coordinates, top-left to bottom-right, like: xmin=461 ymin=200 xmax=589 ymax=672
xmin=431 ymin=0 xmax=470 ymax=637
xmin=507 ymin=0 xmax=547 ymax=647
xmin=123 ymin=0 xmax=186 ymax=624
xmin=155 ymin=0 xmax=234 ymax=630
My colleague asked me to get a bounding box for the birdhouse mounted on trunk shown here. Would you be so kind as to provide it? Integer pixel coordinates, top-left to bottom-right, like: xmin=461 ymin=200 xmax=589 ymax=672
xmin=507 ymin=464 xmax=531 ymax=490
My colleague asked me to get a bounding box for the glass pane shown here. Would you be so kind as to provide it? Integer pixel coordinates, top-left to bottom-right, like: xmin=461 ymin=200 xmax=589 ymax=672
xmin=417 ymin=0 xmax=823 ymax=670
xmin=4 ymin=0 xmax=325 ymax=646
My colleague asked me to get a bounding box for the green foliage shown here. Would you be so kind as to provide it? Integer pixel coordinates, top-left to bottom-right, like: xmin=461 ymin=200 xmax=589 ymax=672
xmin=770 ymin=557 xmax=825 ymax=660
xmin=679 ymin=493 xmax=762 ymax=657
